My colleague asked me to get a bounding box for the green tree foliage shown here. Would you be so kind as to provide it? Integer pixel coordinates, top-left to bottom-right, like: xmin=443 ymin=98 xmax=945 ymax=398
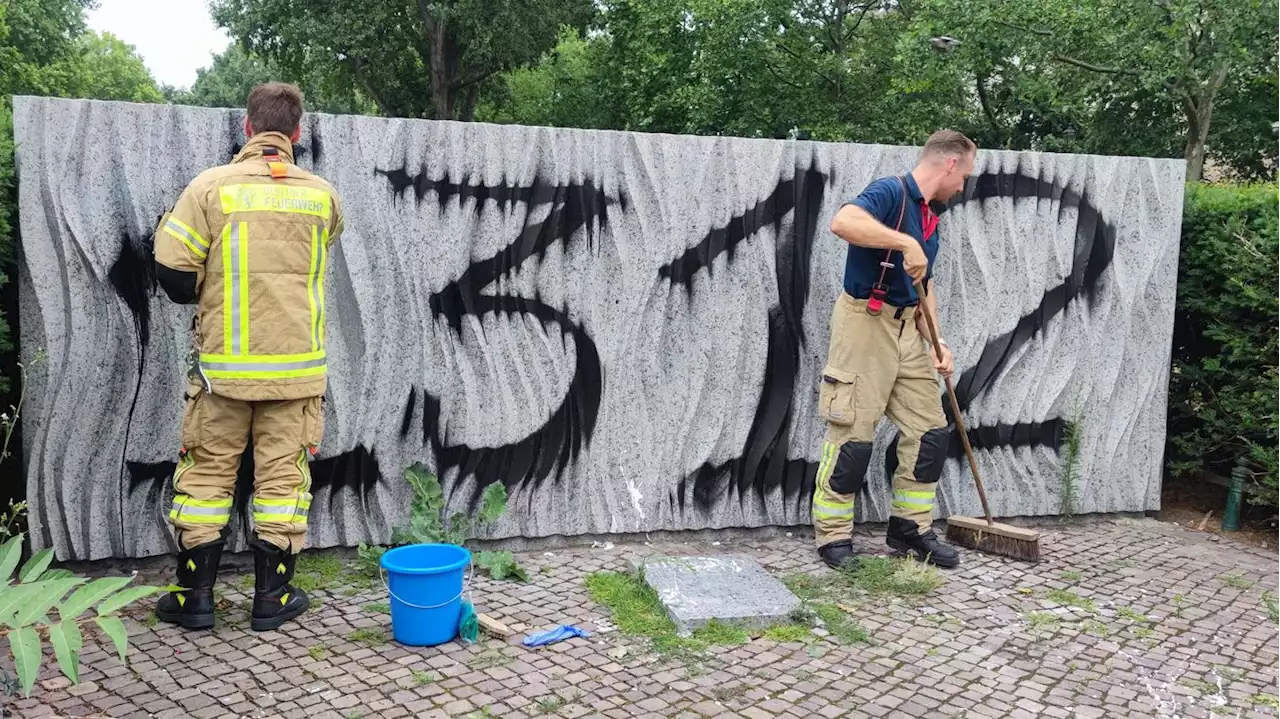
xmin=478 ymin=0 xmax=1276 ymax=181
xmin=1 ymin=0 xmax=160 ymax=405
xmin=48 ymin=32 xmax=163 ymax=103
xmin=163 ymin=43 xmax=375 ymax=115
xmin=210 ymin=0 xmax=596 ymax=120
xmin=1168 ymin=183 xmax=1278 ymax=507
xmin=872 ymin=0 xmax=1279 ymax=180
xmin=474 ymin=27 xmax=611 ymax=129
xmin=0 ymin=0 xmax=90 ymax=98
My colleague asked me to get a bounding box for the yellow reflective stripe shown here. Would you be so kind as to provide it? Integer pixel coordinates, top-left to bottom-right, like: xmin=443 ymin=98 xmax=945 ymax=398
xmin=201 ymin=350 xmax=325 ymax=364
xmin=317 ymin=228 xmax=328 ymax=346
xmin=296 ymin=450 xmax=312 ymax=494
xmin=308 ymin=226 xmax=320 ymax=351
xmin=253 ymin=497 xmax=312 ymax=509
xmin=812 ymin=442 xmax=853 ymax=518
xmin=204 ymin=365 xmax=326 ymax=380
xmin=815 ymin=441 xmax=836 ymax=488
xmin=237 ymin=222 xmax=249 ymax=354
xmin=897 ymin=490 xmax=936 ymax=500
xmin=253 ymin=514 xmax=308 ymax=524
xmin=219 ymin=184 xmax=332 ymax=220
xmin=172 ymin=453 xmax=194 ymax=491
xmin=200 ymin=349 xmax=326 ymax=378
xmin=169 ymin=511 xmax=229 ymax=524
xmin=170 ymin=494 xmax=231 ymax=524
xmin=222 ymin=224 xmax=233 ymax=355
xmin=163 ymin=224 xmax=208 ymax=259
xmin=172 ymin=496 xmax=233 ymax=509
xmin=166 ymin=217 xmax=208 ymax=249
xmin=221 ymin=222 xmax=249 ymax=357
xmin=893 ymin=489 xmax=935 ymax=513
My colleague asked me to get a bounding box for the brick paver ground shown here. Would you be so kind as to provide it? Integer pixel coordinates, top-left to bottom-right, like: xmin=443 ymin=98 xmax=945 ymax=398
xmin=8 ymin=517 xmax=1278 ymax=718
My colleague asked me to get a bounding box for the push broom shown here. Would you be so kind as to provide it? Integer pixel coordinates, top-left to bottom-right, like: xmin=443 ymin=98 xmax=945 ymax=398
xmin=913 ymin=281 xmax=1042 ymax=562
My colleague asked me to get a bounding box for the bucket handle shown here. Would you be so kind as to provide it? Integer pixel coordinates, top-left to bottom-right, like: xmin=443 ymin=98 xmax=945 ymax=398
xmin=379 ymin=561 xmax=473 ymax=611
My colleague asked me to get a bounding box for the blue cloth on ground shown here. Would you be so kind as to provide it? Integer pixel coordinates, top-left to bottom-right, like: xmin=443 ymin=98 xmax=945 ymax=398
xmin=522 ymin=624 xmax=590 ymax=647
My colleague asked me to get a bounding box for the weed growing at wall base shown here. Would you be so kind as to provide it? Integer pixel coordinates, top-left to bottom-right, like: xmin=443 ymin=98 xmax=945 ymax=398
xmin=358 ymin=463 xmax=527 ymax=582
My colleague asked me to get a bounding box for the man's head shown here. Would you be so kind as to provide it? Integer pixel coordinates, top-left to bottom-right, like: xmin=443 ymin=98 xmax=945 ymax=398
xmin=916 ymin=130 xmax=976 ymax=201
xmin=243 ymin=82 xmax=304 ymax=142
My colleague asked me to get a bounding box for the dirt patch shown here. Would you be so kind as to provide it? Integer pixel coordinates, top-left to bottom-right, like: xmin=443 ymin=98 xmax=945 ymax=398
xmin=1159 ymin=479 xmax=1277 ymax=552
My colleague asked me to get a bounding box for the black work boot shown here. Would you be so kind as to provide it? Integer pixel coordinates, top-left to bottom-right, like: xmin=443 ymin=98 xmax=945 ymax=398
xmin=817 ymin=539 xmax=859 ymax=569
xmin=886 ymin=517 xmax=960 ymax=568
xmin=250 ymin=539 xmax=310 ymax=632
xmin=155 ymin=540 xmax=224 ymax=630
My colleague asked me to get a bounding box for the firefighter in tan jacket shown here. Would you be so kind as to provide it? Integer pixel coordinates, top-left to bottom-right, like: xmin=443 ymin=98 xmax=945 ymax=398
xmin=152 ymin=82 xmax=344 ymax=632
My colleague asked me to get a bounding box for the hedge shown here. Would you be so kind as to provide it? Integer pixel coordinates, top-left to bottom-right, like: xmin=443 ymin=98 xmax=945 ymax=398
xmin=1167 ymin=182 xmax=1279 ymax=509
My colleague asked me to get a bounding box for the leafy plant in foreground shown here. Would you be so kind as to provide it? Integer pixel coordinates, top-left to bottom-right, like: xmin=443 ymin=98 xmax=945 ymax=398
xmin=0 ymin=533 xmax=165 ymax=696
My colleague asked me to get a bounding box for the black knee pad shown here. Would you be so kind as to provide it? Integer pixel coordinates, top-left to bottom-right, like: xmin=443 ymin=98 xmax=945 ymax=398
xmin=885 ymin=432 xmax=900 ymax=481
xmin=912 ymin=427 xmax=950 ymax=484
xmin=829 ymin=441 xmax=872 ymax=495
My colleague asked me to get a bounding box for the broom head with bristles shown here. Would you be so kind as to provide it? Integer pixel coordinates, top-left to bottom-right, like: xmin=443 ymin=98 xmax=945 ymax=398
xmin=945 ymin=515 xmax=1041 ymax=563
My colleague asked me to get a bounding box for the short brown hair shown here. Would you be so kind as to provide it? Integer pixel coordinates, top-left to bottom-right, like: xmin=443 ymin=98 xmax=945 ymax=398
xmin=246 ymin=82 xmax=304 ymax=136
xmin=921 ymin=130 xmax=977 ymax=161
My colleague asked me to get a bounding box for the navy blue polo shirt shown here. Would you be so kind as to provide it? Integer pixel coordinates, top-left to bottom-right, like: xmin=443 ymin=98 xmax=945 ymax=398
xmin=842 ymin=173 xmax=939 ymax=307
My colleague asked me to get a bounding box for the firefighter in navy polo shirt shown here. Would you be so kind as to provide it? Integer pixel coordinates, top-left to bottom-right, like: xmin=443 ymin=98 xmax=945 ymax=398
xmin=812 ymin=130 xmax=976 ymax=569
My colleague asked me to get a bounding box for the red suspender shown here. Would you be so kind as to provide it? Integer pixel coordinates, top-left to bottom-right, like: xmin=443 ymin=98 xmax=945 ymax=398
xmin=866 ymin=176 xmax=910 ymax=316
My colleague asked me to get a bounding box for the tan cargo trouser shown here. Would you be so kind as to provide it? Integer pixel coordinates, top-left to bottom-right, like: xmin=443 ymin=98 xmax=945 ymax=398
xmin=169 ymin=383 xmax=323 ymax=553
xmin=813 ymin=292 xmax=949 ymax=546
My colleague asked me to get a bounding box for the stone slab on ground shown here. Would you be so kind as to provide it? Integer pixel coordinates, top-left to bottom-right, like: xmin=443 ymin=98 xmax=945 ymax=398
xmin=630 ymin=554 xmax=801 ymax=635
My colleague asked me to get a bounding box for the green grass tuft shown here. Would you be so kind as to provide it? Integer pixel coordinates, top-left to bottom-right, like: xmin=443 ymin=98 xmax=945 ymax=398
xmin=293 ymin=553 xmax=346 ymax=592
xmin=762 ymin=623 xmax=813 ymax=643
xmin=811 ymin=603 xmax=870 ymax=645
xmin=1262 ymin=591 xmax=1279 ymax=623
xmin=1220 ymin=573 xmax=1252 ymax=589
xmin=691 ymin=619 xmax=748 ymax=646
xmin=1047 ymin=588 xmax=1096 ymax=612
xmin=836 ymin=556 xmax=943 ymax=596
xmin=585 ymin=571 xmax=676 ymax=637
xmin=346 ymin=628 xmax=387 ymax=646
xmin=1024 ymin=612 xmax=1060 ymax=631
xmin=1251 ymin=694 xmax=1280 ymax=708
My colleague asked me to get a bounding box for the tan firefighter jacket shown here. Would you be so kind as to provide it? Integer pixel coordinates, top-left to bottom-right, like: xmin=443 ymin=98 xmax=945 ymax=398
xmin=154 ymin=132 xmax=345 ymax=402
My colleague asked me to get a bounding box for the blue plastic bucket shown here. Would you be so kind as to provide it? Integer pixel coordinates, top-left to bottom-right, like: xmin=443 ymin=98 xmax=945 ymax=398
xmin=380 ymin=543 xmax=471 ymax=646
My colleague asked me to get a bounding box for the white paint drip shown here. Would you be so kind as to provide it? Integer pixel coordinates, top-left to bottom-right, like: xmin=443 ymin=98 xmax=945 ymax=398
xmin=626 ymin=479 xmax=646 ymax=521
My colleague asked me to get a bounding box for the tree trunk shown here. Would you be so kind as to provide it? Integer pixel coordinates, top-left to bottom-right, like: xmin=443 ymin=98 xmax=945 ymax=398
xmin=1181 ymin=64 xmax=1228 ymax=183
xmin=429 ymin=20 xmax=454 ymax=119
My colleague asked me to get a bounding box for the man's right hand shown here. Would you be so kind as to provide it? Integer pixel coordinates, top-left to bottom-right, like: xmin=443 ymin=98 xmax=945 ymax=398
xmin=901 ymin=238 xmax=928 ymax=282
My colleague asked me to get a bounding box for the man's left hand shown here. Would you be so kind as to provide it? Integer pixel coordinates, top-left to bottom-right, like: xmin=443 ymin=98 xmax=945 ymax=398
xmin=931 ymin=343 xmax=954 ymax=378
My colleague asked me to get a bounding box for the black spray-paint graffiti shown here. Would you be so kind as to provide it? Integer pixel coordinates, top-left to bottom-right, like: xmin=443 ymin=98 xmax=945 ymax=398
xmin=664 ymin=166 xmax=828 ymax=516
xmin=667 ymin=168 xmax=1114 ymax=513
xmin=109 ymin=150 xmax=1114 ymax=536
xmin=378 ymin=167 xmax=612 ymax=512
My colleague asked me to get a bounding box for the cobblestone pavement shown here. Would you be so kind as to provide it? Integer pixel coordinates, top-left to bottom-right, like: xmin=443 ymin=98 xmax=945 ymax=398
xmin=10 ymin=517 xmax=1279 ymax=719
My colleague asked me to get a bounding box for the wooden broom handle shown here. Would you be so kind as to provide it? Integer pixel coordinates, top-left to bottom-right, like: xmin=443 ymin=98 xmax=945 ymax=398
xmin=914 ymin=281 xmax=994 ymax=525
